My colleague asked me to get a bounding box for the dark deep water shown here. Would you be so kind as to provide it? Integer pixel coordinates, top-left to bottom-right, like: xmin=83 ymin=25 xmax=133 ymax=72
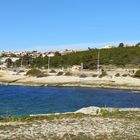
xmin=0 ymin=85 xmax=140 ymax=116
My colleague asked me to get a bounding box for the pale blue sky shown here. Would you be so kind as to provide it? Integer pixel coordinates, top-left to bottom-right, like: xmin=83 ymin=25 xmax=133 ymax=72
xmin=0 ymin=0 xmax=140 ymax=51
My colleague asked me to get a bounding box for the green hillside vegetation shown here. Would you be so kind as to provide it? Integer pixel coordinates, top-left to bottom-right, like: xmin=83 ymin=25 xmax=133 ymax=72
xmin=15 ymin=44 xmax=140 ymax=69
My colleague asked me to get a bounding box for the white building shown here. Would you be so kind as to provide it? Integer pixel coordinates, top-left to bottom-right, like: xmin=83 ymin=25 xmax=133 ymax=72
xmin=103 ymin=45 xmax=114 ymax=49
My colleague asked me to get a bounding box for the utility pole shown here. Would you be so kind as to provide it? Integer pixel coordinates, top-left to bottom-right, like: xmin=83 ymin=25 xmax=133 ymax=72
xmin=97 ymin=49 xmax=100 ymax=77
xmin=47 ymin=53 xmax=55 ymax=72
xmin=48 ymin=56 xmax=50 ymax=72
xmin=21 ymin=56 xmax=23 ymax=68
xmin=0 ymin=58 xmax=1 ymax=70
xmin=81 ymin=62 xmax=83 ymax=72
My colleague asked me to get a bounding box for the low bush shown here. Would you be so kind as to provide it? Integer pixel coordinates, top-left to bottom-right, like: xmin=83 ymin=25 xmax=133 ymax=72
xmin=49 ymin=69 xmax=56 ymax=73
xmin=65 ymin=72 xmax=72 ymax=76
xmin=80 ymin=74 xmax=87 ymax=78
xmin=134 ymin=69 xmax=140 ymax=78
xmin=57 ymin=71 xmax=64 ymax=76
xmin=26 ymin=69 xmax=42 ymax=77
xmin=115 ymin=73 xmax=120 ymax=77
xmin=100 ymin=109 xmax=110 ymax=117
xmin=92 ymin=74 xmax=97 ymax=77
xmin=19 ymin=70 xmax=25 ymax=73
xmin=99 ymin=71 xmax=107 ymax=78
xmin=122 ymin=74 xmax=128 ymax=77
xmin=37 ymin=73 xmax=49 ymax=78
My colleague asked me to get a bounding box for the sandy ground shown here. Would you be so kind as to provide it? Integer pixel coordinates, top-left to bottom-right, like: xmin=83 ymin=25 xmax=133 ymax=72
xmin=0 ymin=69 xmax=140 ymax=90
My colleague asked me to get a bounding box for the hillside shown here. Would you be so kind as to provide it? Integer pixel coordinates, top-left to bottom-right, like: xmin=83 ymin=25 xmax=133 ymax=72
xmin=30 ymin=46 xmax=140 ymax=69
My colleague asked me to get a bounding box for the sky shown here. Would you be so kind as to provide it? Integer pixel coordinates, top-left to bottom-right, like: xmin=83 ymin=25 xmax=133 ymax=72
xmin=0 ymin=0 xmax=140 ymax=52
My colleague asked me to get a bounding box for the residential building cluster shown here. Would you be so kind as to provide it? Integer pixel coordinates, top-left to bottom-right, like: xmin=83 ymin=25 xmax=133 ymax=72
xmin=0 ymin=49 xmax=81 ymax=69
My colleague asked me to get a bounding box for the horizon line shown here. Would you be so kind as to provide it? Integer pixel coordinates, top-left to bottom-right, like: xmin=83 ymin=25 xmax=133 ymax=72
xmin=0 ymin=40 xmax=139 ymax=52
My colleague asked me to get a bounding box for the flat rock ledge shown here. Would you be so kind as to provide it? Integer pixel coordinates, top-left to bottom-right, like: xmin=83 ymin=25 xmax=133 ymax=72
xmin=76 ymin=106 xmax=140 ymax=115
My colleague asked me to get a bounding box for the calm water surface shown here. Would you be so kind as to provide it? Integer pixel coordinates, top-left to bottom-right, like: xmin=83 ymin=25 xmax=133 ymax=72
xmin=0 ymin=85 xmax=140 ymax=116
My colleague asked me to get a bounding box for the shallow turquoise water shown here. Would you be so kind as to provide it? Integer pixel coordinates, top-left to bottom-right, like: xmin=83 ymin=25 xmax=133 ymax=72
xmin=0 ymin=85 xmax=140 ymax=116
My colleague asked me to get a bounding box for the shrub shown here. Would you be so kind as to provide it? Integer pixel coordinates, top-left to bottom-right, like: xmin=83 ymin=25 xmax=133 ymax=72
xmin=19 ymin=70 xmax=25 ymax=73
xmin=113 ymin=108 xmax=120 ymax=114
xmin=92 ymin=74 xmax=97 ymax=77
xmin=134 ymin=69 xmax=140 ymax=78
xmin=115 ymin=73 xmax=120 ymax=77
xmin=100 ymin=109 xmax=110 ymax=117
xmin=49 ymin=69 xmax=56 ymax=73
xmin=37 ymin=73 xmax=49 ymax=78
xmin=26 ymin=69 xmax=42 ymax=77
xmin=122 ymin=74 xmax=128 ymax=77
xmin=57 ymin=71 xmax=64 ymax=76
xmin=65 ymin=72 xmax=72 ymax=76
xmin=99 ymin=71 xmax=107 ymax=78
xmin=80 ymin=74 xmax=87 ymax=78
xmin=96 ymin=109 xmax=99 ymax=115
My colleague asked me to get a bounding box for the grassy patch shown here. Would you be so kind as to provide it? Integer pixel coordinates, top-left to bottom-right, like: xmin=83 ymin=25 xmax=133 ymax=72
xmin=0 ymin=109 xmax=139 ymax=123
xmin=99 ymin=109 xmax=140 ymax=120
xmin=0 ymin=113 xmax=87 ymax=122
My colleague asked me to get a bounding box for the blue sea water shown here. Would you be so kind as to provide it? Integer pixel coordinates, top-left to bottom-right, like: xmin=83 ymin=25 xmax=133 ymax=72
xmin=0 ymin=85 xmax=140 ymax=116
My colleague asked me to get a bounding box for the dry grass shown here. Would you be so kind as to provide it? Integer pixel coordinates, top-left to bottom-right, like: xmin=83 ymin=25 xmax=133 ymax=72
xmin=0 ymin=72 xmax=6 ymax=77
xmin=0 ymin=113 xmax=87 ymax=122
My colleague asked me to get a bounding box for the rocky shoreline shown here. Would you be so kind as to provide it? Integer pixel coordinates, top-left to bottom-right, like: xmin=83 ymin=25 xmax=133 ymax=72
xmin=0 ymin=75 xmax=140 ymax=91
xmin=0 ymin=106 xmax=140 ymax=140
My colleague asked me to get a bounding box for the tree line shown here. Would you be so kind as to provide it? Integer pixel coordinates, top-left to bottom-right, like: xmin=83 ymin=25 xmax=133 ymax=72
xmin=13 ymin=43 xmax=140 ymax=69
